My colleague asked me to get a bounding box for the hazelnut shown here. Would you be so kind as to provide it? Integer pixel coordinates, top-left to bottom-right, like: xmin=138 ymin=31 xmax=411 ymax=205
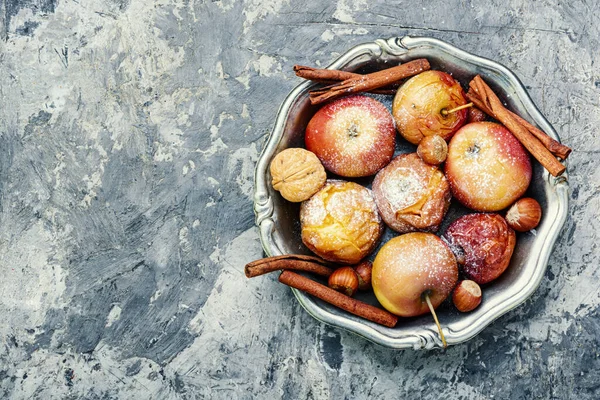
xmin=506 ymin=197 xmax=542 ymax=232
xmin=270 ymin=148 xmax=327 ymax=202
xmin=353 ymin=261 xmax=372 ymax=291
xmin=452 ymin=280 xmax=482 ymax=312
xmin=467 ymin=106 xmax=487 ymax=123
xmin=328 ymin=266 xmax=359 ymax=297
xmin=417 ymin=135 xmax=448 ymax=165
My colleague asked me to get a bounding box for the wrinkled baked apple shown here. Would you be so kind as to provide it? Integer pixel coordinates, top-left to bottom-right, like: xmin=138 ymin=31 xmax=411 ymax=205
xmin=443 ymin=213 xmax=516 ymax=284
xmin=372 ymin=153 xmax=451 ymax=233
xmin=300 ymin=180 xmax=383 ymax=264
xmin=392 ymin=70 xmax=468 ymax=145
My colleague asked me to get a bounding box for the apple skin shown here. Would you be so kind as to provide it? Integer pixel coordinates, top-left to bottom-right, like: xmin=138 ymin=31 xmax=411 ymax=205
xmin=372 ymin=232 xmax=458 ymax=317
xmin=445 ymin=122 xmax=532 ymax=212
xmin=443 ymin=213 xmax=516 ymax=284
xmin=305 ymin=95 xmax=396 ymax=177
xmin=392 ymin=70 xmax=468 ymax=145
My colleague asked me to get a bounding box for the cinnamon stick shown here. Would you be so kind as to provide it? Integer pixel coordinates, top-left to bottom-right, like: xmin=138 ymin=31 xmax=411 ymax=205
xmin=469 ymin=75 xmax=566 ymax=177
xmin=279 ymin=270 xmax=398 ymax=328
xmin=245 ymin=255 xmax=334 ymax=278
xmin=246 ymin=254 xmax=331 ymax=268
xmin=309 ymin=59 xmax=430 ymax=105
xmin=466 ymin=89 xmax=571 ymax=160
xmin=294 ymin=65 xmax=360 ymax=82
xmin=294 ymin=65 xmax=399 ymax=95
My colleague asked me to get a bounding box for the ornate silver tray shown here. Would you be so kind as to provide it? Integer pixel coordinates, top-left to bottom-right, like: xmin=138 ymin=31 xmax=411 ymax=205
xmin=253 ymin=36 xmax=569 ymax=349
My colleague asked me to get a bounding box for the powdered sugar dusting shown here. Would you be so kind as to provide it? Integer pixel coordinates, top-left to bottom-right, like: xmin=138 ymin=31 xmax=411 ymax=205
xmin=301 ymin=180 xmax=380 ymax=226
xmin=443 ymin=213 xmax=515 ymax=284
xmin=300 ymin=180 xmax=382 ymax=263
xmin=329 ymin=107 xmax=379 ymax=154
xmin=306 ymin=95 xmax=395 ymax=177
xmin=392 ymin=70 xmax=467 ymax=144
xmin=446 ymin=122 xmax=531 ymax=211
xmin=381 ymin=166 xmax=424 ymax=211
xmin=373 ymin=153 xmax=451 ymax=233
xmin=373 ymin=233 xmax=458 ymax=315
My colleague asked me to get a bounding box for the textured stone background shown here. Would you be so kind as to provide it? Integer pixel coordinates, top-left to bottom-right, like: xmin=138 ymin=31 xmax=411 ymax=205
xmin=0 ymin=0 xmax=597 ymax=398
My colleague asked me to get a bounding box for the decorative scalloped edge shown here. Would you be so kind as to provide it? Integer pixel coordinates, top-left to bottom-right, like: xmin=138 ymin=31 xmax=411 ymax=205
xmin=253 ymin=36 xmax=569 ymax=350
xmin=375 ymin=37 xmax=409 ymax=56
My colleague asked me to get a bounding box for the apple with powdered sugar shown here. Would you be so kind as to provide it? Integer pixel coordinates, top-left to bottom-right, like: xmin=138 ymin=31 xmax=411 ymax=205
xmin=445 ymin=122 xmax=532 ymax=212
xmin=372 ymin=232 xmax=458 ymax=317
xmin=392 ymin=70 xmax=468 ymax=145
xmin=443 ymin=213 xmax=516 ymax=285
xmin=305 ymin=95 xmax=396 ymax=177
xmin=372 ymin=153 xmax=451 ymax=234
xmin=300 ymin=180 xmax=383 ymax=264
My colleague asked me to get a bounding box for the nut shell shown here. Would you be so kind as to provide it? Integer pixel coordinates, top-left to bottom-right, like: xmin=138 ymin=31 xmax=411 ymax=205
xmin=467 ymin=106 xmax=487 ymax=123
xmin=506 ymin=198 xmax=542 ymax=232
xmin=372 ymin=153 xmax=451 ymax=233
xmin=328 ymin=266 xmax=359 ymax=297
xmin=417 ymin=135 xmax=448 ymax=165
xmin=270 ymin=148 xmax=327 ymax=202
xmin=300 ymin=180 xmax=383 ymax=264
xmin=452 ymin=280 xmax=482 ymax=312
xmin=353 ymin=261 xmax=373 ymax=291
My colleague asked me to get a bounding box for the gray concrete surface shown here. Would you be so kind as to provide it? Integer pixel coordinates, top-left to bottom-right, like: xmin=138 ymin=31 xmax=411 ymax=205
xmin=0 ymin=0 xmax=598 ymax=398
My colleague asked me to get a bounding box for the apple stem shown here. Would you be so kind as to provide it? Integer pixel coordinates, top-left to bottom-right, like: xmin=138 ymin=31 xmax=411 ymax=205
xmin=424 ymin=293 xmax=447 ymax=348
xmin=441 ymin=102 xmax=473 ymax=116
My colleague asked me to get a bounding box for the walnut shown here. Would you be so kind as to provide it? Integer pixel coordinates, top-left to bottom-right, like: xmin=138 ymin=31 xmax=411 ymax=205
xmin=270 ymin=148 xmax=327 ymax=202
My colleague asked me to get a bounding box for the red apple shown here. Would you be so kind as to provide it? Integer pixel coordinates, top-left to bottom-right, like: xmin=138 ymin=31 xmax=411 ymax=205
xmin=445 ymin=122 xmax=532 ymax=212
xmin=372 ymin=232 xmax=458 ymax=317
xmin=392 ymin=70 xmax=468 ymax=145
xmin=443 ymin=213 xmax=516 ymax=284
xmin=305 ymin=95 xmax=395 ymax=177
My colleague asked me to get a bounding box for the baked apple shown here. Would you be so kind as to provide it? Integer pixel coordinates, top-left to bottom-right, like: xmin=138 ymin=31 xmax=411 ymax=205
xmin=300 ymin=180 xmax=383 ymax=264
xmin=372 ymin=232 xmax=458 ymax=317
xmin=392 ymin=70 xmax=468 ymax=145
xmin=305 ymin=95 xmax=395 ymax=177
xmin=372 ymin=153 xmax=451 ymax=233
xmin=445 ymin=122 xmax=532 ymax=212
xmin=443 ymin=213 xmax=516 ymax=284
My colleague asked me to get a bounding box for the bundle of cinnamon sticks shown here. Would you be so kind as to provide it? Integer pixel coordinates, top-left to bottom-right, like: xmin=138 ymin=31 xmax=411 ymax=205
xmin=466 ymin=75 xmax=570 ymax=176
xmin=245 ymin=255 xmax=398 ymax=328
xmin=295 ymin=59 xmax=430 ymax=105
xmin=294 ymin=61 xmax=571 ymax=176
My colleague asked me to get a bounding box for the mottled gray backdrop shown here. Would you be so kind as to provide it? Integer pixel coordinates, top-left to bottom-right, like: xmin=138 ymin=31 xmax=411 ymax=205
xmin=0 ymin=0 xmax=598 ymax=398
